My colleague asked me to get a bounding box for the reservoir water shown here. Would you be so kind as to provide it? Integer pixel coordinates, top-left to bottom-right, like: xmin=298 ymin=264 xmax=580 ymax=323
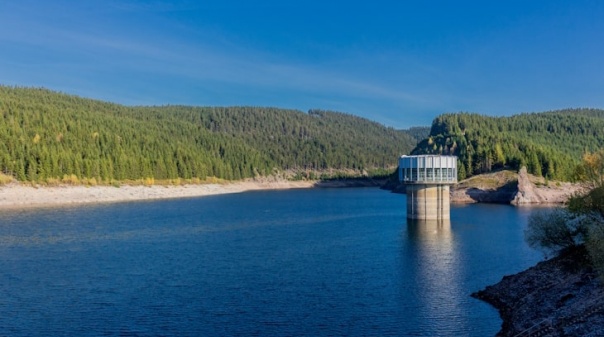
xmin=0 ymin=188 xmax=542 ymax=336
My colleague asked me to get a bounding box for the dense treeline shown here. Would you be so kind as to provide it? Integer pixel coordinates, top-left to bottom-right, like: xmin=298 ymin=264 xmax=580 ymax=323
xmin=401 ymin=126 xmax=430 ymax=144
xmin=140 ymin=106 xmax=413 ymax=171
xmin=412 ymin=110 xmax=604 ymax=181
xmin=0 ymin=86 xmax=416 ymax=183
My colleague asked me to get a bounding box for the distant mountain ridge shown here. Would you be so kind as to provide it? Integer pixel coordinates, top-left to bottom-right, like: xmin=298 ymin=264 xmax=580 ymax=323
xmin=0 ymin=86 xmax=416 ymax=183
xmin=412 ymin=109 xmax=604 ymax=181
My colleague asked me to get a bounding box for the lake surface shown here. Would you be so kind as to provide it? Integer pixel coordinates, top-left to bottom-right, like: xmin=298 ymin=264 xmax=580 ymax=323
xmin=0 ymin=188 xmax=542 ymax=336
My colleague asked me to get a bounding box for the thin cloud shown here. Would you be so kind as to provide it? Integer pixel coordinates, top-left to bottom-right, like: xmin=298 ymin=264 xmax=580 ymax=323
xmin=3 ymin=0 xmax=604 ymax=129
xmin=1 ymin=0 xmax=440 ymax=109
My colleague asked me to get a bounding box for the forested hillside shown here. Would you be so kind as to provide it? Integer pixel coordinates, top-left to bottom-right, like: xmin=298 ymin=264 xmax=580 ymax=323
xmin=401 ymin=126 xmax=430 ymax=144
xmin=0 ymin=86 xmax=416 ymax=183
xmin=412 ymin=110 xmax=604 ymax=181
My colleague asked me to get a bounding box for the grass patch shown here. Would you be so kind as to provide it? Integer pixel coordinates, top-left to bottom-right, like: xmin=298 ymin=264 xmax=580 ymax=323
xmin=458 ymin=170 xmax=518 ymax=190
xmin=0 ymin=173 xmax=14 ymax=185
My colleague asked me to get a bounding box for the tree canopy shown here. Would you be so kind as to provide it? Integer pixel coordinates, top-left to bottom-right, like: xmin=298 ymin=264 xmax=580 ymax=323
xmin=0 ymin=86 xmax=416 ymax=183
xmin=411 ymin=110 xmax=604 ymax=181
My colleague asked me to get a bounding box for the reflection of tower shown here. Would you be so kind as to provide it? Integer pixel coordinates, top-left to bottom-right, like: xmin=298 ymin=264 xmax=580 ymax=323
xmin=406 ymin=218 xmax=466 ymax=331
xmin=407 ymin=219 xmax=452 ymax=238
xmin=399 ymin=155 xmax=457 ymax=220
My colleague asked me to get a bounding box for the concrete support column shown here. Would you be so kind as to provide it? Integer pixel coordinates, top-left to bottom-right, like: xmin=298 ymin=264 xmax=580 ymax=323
xmin=406 ymin=184 xmax=450 ymax=220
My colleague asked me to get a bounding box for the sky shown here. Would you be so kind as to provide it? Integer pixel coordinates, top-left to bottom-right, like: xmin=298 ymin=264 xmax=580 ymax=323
xmin=1 ymin=0 xmax=603 ymax=128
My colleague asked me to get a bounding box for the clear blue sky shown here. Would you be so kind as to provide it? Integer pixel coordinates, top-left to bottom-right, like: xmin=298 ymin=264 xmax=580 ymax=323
xmin=1 ymin=0 xmax=603 ymax=128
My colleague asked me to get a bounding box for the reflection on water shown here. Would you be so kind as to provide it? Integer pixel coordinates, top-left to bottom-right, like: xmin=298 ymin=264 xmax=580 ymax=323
xmin=406 ymin=219 xmax=468 ymax=334
xmin=0 ymin=189 xmax=542 ymax=336
xmin=407 ymin=219 xmax=453 ymax=242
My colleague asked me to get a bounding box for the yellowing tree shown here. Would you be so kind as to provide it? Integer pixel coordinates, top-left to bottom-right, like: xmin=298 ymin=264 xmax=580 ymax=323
xmin=577 ymin=149 xmax=604 ymax=187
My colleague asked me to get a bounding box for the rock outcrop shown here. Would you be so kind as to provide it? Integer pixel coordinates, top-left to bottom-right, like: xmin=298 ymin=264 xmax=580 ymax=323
xmin=510 ymin=166 xmax=542 ymax=205
xmin=449 ymin=168 xmax=584 ymax=205
xmin=472 ymin=246 xmax=604 ymax=336
xmin=509 ymin=167 xmax=582 ymax=205
xmin=450 ymin=182 xmax=517 ymax=204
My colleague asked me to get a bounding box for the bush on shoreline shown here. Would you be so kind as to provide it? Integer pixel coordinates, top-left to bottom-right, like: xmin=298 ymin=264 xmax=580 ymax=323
xmin=525 ymin=208 xmax=587 ymax=255
xmin=525 ymin=150 xmax=604 ymax=278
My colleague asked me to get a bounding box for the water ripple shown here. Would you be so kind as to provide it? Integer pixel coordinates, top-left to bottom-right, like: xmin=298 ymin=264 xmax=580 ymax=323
xmin=0 ymin=189 xmax=541 ymax=336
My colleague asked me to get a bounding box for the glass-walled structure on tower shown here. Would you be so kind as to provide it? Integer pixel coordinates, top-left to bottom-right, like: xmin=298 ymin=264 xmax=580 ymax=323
xmin=399 ymin=155 xmax=458 ymax=220
xmin=399 ymin=155 xmax=457 ymax=184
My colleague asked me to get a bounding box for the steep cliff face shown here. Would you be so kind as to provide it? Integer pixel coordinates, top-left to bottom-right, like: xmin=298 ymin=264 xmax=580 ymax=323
xmin=510 ymin=167 xmax=542 ymax=205
xmin=509 ymin=167 xmax=581 ymax=205
xmin=472 ymin=246 xmax=604 ymax=337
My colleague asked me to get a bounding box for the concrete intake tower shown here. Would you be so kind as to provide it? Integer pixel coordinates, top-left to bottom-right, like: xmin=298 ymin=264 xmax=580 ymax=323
xmin=399 ymin=155 xmax=457 ymax=220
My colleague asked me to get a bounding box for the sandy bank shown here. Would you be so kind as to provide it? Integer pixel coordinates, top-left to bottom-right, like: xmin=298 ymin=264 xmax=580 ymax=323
xmin=0 ymin=180 xmax=316 ymax=210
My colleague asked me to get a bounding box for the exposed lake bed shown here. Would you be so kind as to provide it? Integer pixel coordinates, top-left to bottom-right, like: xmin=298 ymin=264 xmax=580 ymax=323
xmin=0 ymin=179 xmax=315 ymax=209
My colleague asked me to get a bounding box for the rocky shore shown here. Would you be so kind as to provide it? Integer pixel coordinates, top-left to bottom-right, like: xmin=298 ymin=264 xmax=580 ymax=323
xmin=0 ymin=167 xmax=582 ymax=210
xmin=472 ymin=246 xmax=604 ymax=336
xmin=392 ymin=168 xmax=601 ymax=335
xmin=450 ymin=168 xmax=585 ymax=206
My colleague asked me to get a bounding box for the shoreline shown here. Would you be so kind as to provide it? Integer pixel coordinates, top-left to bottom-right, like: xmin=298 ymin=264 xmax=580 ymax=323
xmin=472 ymin=246 xmax=604 ymax=336
xmin=0 ymin=180 xmax=318 ymax=210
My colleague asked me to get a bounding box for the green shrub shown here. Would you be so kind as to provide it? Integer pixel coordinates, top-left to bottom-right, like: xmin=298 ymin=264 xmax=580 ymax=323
xmin=568 ymin=185 xmax=604 ymax=217
xmin=525 ymin=208 xmax=587 ymax=255
xmin=585 ymin=216 xmax=604 ymax=278
xmin=525 ymin=150 xmax=604 ymax=278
